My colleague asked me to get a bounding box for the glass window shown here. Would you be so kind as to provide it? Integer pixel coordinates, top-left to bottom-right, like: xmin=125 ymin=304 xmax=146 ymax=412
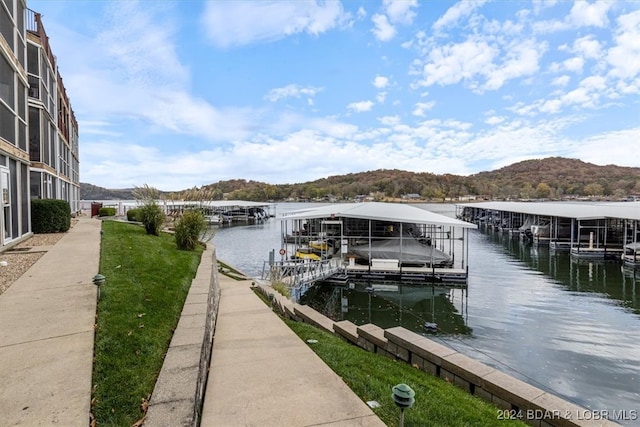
xmin=0 ymin=102 xmax=15 ymax=143
xmin=0 ymin=54 xmax=14 ymax=106
xmin=27 ymin=43 xmax=38 ymax=75
xmin=28 ymin=107 xmax=40 ymax=161
xmin=30 ymin=170 xmax=41 ymax=198
xmin=0 ymin=3 xmax=14 ymax=51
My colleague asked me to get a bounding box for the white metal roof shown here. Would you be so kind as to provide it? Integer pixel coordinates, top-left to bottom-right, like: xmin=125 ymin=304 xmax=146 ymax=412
xmin=457 ymin=201 xmax=640 ymax=221
xmin=279 ymin=202 xmax=477 ymax=228
xmin=159 ymin=200 xmax=272 ymax=208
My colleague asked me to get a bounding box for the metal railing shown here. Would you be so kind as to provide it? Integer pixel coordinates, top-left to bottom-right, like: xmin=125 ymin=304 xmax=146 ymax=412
xmin=262 ymin=258 xmax=342 ymax=301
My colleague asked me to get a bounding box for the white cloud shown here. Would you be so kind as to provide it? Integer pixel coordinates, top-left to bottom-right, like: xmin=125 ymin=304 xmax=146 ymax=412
xmin=534 ymin=0 xmax=613 ymax=33
xmin=420 ymin=38 xmax=497 ymax=86
xmin=573 ymin=35 xmax=602 ymax=59
xmin=484 ymin=39 xmax=545 ymax=90
xmin=567 ymin=1 xmax=611 ymax=28
xmin=265 ymin=84 xmax=323 ymax=102
xmin=371 ymin=13 xmax=396 ymax=41
xmin=371 ymin=0 xmax=418 ymax=41
xmin=383 ymin=0 xmax=418 ymax=25
xmin=347 ymin=100 xmax=375 ymax=112
xmin=514 ymin=74 xmax=610 ymax=116
xmin=378 ymin=115 xmax=401 ymax=126
xmin=573 ymin=128 xmax=640 ymax=168
xmin=99 ymin=2 xmax=188 ymax=88
xmin=412 ymin=101 xmax=435 ymax=117
xmin=372 ymin=75 xmax=390 ymax=89
xmin=485 ymin=116 xmax=505 ymax=125
xmin=532 ymin=0 xmax=558 ymax=15
xmin=376 ymin=91 xmax=388 ymax=103
xmin=201 ymin=0 xmax=349 ymax=48
xmin=59 ymin=2 xmax=254 ymax=143
xmin=563 ymin=56 xmax=585 ymax=73
xmin=552 ymin=75 xmax=571 ymax=86
xmin=607 ymin=10 xmax=640 ymax=80
xmin=433 ymin=0 xmax=488 ymax=32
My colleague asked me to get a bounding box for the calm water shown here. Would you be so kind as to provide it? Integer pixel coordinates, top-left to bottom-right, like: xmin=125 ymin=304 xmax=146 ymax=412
xmin=212 ymin=203 xmax=640 ymax=424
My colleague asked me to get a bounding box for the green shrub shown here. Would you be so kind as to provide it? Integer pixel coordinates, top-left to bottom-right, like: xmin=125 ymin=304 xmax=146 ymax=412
xmin=31 ymin=199 xmax=71 ymax=233
xmin=272 ymin=282 xmax=291 ymax=298
xmin=126 ymin=208 xmax=141 ymax=222
xmin=98 ymin=207 xmax=116 ymax=217
xmin=139 ymin=201 xmax=165 ymax=236
xmin=174 ymin=209 xmax=207 ymax=250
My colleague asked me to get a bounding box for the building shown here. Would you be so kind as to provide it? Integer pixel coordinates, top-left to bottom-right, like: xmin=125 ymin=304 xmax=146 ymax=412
xmin=0 ymin=0 xmax=79 ymax=251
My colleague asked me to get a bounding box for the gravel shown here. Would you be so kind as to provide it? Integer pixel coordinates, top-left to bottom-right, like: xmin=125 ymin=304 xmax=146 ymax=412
xmin=0 ymin=222 xmax=76 ymax=296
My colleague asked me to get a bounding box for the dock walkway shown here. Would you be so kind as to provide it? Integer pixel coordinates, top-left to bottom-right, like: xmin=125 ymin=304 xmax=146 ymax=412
xmin=200 ymin=276 xmax=385 ymax=427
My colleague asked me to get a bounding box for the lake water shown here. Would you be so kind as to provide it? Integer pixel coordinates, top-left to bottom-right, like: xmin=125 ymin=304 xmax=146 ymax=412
xmin=212 ymin=203 xmax=640 ymax=424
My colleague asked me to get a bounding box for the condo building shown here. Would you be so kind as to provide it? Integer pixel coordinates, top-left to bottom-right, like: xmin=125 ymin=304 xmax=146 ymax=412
xmin=0 ymin=0 xmax=79 ymax=250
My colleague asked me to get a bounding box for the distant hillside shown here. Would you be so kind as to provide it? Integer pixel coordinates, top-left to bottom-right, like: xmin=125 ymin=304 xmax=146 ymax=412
xmin=81 ymin=157 xmax=640 ymax=201
xmin=80 ymin=183 xmax=135 ymax=200
xmin=470 ymin=157 xmax=640 ymax=199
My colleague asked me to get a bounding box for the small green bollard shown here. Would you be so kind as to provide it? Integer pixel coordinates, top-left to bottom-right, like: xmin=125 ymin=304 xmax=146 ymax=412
xmin=92 ymin=274 xmax=106 ymax=300
xmin=392 ymin=383 xmax=415 ymax=427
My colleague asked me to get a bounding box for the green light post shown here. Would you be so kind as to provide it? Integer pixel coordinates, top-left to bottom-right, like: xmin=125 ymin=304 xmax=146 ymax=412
xmin=392 ymin=383 xmax=415 ymax=427
xmin=92 ymin=274 xmax=105 ymax=300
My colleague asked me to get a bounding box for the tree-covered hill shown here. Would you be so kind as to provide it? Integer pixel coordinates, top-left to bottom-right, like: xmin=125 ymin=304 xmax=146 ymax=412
xmin=80 ymin=157 xmax=640 ymax=201
xmin=80 ymin=183 xmax=135 ymax=200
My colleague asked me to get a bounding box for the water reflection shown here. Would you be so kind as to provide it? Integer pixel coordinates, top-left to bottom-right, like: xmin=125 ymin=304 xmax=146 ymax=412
xmin=484 ymin=230 xmax=639 ymax=314
xmin=462 ymin=229 xmax=640 ymax=421
xmin=301 ymin=283 xmax=471 ymax=336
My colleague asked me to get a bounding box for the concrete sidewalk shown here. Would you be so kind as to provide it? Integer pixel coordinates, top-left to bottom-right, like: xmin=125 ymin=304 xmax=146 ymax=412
xmin=200 ymin=276 xmax=385 ymax=427
xmin=0 ymin=217 xmax=100 ymax=427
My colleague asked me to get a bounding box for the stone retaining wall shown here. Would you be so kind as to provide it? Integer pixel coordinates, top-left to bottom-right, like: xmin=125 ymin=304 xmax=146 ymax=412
xmin=144 ymin=245 xmax=220 ymax=426
xmin=257 ymin=284 xmax=619 ymax=427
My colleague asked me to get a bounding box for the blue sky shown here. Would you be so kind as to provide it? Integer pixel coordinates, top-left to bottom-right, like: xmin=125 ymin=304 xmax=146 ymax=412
xmin=29 ymin=0 xmax=640 ymax=191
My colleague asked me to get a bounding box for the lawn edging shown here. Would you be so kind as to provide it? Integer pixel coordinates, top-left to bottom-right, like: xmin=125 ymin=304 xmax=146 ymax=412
xmin=144 ymin=243 xmax=220 ymax=426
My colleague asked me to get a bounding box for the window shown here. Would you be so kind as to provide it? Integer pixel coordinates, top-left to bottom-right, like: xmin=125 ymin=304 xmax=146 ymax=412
xmin=30 ymin=170 xmax=41 ymax=198
xmin=27 ymin=43 xmax=38 ymax=75
xmin=0 ymin=102 xmax=15 ymax=143
xmin=0 ymin=2 xmax=14 ymax=51
xmin=28 ymin=107 xmax=40 ymax=161
xmin=1 ymin=167 xmax=11 ymax=241
xmin=0 ymin=54 xmax=14 ymax=106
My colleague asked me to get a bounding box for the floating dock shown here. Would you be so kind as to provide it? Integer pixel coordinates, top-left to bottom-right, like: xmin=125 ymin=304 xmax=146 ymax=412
xmin=456 ymin=201 xmax=640 ymax=265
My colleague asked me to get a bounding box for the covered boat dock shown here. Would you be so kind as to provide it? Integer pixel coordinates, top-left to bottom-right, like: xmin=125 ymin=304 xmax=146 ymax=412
xmin=456 ymin=201 xmax=640 ymax=264
xmin=264 ymin=202 xmax=477 ymax=298
xmin=111 ymin=199 xmax=274 ymax=224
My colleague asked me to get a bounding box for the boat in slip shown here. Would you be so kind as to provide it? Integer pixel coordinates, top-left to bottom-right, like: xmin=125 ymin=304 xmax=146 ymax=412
xmin=350 ymin=236 xmax=452 ymax=268
xmin=293 ymin=247 xmax=322 ymax=261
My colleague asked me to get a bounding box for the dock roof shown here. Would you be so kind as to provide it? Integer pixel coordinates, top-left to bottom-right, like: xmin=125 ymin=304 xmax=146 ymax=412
xmin=280 ymin=202 xmax=477 ymax=228
xmin=457 ymin=201 xmax=640 ymax=221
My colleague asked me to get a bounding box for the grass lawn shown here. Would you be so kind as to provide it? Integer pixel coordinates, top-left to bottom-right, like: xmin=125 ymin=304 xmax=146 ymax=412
xmin=92 ymin=221 xmax=203 ymax=426
xmin=285 ymin=318 xmax=528 ymax=427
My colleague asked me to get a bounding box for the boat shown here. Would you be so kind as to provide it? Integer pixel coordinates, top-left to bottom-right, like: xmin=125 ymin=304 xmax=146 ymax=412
xmin=350 ymin=236 xmax=452 ymax=267
xmin=623 ymin=242 xmax=640 ymax=267
xmin=293 ymin=248 xmax=322 ymax=261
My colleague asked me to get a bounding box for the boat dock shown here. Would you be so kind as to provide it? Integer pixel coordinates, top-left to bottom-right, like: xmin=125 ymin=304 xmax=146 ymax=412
xmin=457 ymin=201 xmax=640 ymax=266
xmin=263 ymin=202 xmax=476 ymax=300
xmin=83 ymin=199 xmax=274 ymax=224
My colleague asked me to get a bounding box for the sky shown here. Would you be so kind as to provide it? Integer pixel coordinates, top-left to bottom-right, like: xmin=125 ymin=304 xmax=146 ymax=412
xmin=28 ymin=0 xmax=640 ymax=191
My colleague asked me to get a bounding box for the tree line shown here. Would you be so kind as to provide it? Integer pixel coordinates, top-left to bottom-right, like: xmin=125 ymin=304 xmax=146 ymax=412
xmin=81 ymin=157 xmax=640 ymax=202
